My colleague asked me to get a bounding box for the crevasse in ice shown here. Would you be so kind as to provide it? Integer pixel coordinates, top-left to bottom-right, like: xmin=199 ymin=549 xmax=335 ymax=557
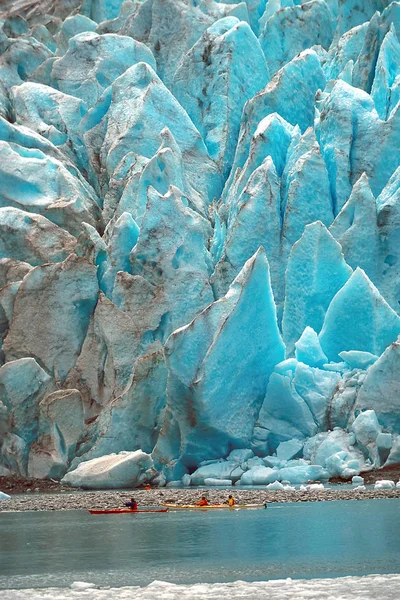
xmin=0 ymin=0 xmax=400 ymax=487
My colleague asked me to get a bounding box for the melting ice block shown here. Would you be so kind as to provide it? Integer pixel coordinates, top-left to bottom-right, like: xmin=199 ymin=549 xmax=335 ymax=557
xmin=61 ymin=450 xmax=154 ymax=489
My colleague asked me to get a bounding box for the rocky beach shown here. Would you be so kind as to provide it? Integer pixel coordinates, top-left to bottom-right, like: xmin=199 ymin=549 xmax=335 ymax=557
xmin=1 ymin=485 xmax=399 ymax=513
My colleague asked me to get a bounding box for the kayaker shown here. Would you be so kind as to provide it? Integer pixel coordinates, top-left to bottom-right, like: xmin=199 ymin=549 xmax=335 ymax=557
xmin=125 ymin=497 xmax=138 ymax=510
xmin=145 ymin=484 xmax=151 ymax=490
xmin=197 ymin=496 xmax=209 ymax=506
xmin=226 ymin=494 xmax=235 ymax=506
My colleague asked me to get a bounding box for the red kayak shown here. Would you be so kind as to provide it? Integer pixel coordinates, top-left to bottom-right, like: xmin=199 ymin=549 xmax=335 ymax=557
xmin=88 ymin=508 xmax=168 ymax=514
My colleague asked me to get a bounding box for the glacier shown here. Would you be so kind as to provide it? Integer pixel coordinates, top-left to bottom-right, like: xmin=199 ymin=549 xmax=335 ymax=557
xmin=0 ymin=0 xmax=400 ymax=488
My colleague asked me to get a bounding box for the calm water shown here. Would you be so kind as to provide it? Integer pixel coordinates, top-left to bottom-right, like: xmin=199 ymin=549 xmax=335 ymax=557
xmin=1 ymin=499 xmax=400 ymax=589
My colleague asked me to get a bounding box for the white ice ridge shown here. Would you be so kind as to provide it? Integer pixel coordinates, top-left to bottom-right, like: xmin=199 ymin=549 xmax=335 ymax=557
xmin=2 ymin=575 xmax=400 ymax=600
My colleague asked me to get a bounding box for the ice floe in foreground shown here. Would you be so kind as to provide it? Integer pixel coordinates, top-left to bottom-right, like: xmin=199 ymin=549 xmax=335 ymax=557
xmin=2 ymin=575 xmax=400 ymax=600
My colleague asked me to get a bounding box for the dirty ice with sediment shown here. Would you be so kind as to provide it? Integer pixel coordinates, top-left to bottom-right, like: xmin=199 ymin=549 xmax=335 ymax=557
xmin=0 ymin=0 xmax=400 ymax=492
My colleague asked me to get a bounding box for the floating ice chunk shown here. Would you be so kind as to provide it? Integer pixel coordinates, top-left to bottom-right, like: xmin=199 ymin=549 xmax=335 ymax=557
xmin=352 ymin=476 xmax=365 ymax=485
xmin=306 ymin=484 xmax=326 ymax=491
xmin=266 ymin=481 xmax=284 ymax=491
xmin=61 ymin=450 xmax=154 ymax=489
xmin=70 ymin=581 xmax=96 ymax=591
xmin=374 ymin=480 xmax=396 ymax=490
xmin=204 ymin=478 xmax=232 ymax=486
xmin=353 ymin=485 xmax=366 ymax=491
xmin=0 ymin=491 xmax=10 ymax=500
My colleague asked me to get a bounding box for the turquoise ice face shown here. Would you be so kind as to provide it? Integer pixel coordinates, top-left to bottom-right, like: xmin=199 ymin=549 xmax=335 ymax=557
xmin=0 ymin=0 xmax=400 ymax=485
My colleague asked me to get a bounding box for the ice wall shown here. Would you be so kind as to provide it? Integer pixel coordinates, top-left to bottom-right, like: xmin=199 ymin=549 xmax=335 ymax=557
xmin=0 ymin=0 xmax=400 ymax=485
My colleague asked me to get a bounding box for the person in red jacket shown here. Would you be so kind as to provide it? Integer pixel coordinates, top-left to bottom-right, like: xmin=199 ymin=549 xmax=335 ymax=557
xmin=197 ymin=496 xmax=209 ymax=506
xmin=125 ymin=497 xmax=138 ymax=510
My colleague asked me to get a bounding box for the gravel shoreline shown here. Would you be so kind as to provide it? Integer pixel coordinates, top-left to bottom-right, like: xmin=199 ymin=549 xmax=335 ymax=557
xmin=1 ymin=487 xmax=400 ymax=512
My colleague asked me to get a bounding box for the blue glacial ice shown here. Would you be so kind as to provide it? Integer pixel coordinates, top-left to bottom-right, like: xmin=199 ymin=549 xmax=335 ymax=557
xmin=1 ymin=0 xmax=400 ymax=486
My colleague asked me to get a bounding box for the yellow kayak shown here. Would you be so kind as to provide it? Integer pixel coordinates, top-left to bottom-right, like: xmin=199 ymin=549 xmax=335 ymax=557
xmin=161 ymin=503 xmax=267 ymax=510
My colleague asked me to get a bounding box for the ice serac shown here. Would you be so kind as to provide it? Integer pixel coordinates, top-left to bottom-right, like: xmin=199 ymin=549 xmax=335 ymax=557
xmin=227 ymin=50 xmax=325 ymax=192
xmin=0 ymin=140 xmax=102 ymax=237
xmin=319 ymin=268 xmax=400 ymax=361
xmin=50 ymin=32 xmax=156 ymax=107
xmin=172 ymin=17 xmax=269 ymax=179
xmin=101 ymin=211 xmax=139 ymax=296
xmin=82 ymin=61 xmax=221 ymax=206
xmin=0 ymin=358 xmax=53 ymax=475
xmin=73 ymin=349 xmax=167 ymax=465
xmin=371 ymin=24 xmax=400 ymax=120
xmin=282 ymin=221 xmax=352 ymax=356
xmin=11 ymin=82 xmax=90 ymax=174
xmin=213 ymin=155 xmax=281 ymax=300
xmin=0 ymin=207 xmax=76 ymax=266
xmin=112 ymin=0 xmax=249 ymax=88
xmin=258 ymin=1 xmax=335 ymax=76
xmin=28 ymin=389 xmax=85 ymax=479
xmin=280 ymin=129 xmax=334 ymax=259
xmin=316 ymin=79 xmax=400 ymax=213
xmin=295 ymin=327 xmax=328 ymax=368
xmin=355 ymin=340 xmax=400 ymax=433
xmin=3 ymin=255 xmax=98 ymax=381
xmin=65 ymin=293 xmax=140 ymax=409
xmin=154 ymin=248 xmax=285 ymax=477
xmin=377 ymin=166 xmax=400 ymax=311
xmin=128 ymin=185 xmax=214 ymax=340
xmin=329 ymin=173 xmax=380 ymax=284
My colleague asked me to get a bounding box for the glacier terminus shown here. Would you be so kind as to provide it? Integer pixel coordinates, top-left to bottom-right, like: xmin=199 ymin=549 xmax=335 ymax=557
xmin=0 ymin=0 xmax=400 ymax=490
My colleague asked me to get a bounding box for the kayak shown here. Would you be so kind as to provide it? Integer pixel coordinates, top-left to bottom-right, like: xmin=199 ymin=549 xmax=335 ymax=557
xmin=88 ymin=508 xmax=169 ymax=514
xmin=161 ymin=503 xmax=266 ymax=510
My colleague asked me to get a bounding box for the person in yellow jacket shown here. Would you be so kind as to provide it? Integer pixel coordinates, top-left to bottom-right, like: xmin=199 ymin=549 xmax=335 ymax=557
xmin=226 ymin=494 xmax=235 ymax=506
